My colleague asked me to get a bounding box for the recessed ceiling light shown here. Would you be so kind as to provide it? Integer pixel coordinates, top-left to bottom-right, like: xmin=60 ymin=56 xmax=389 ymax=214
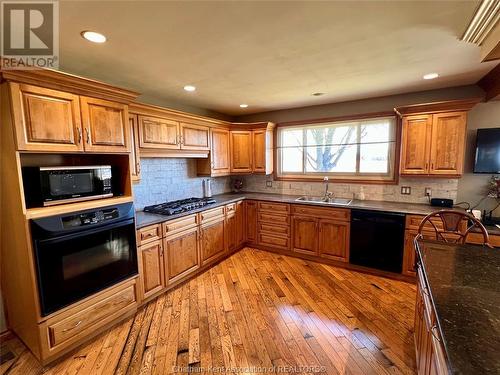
xmin=81 ymin=31 xmax=107 ymax=43
xmin=183 ymin=85 xmax=196 ymax=92
xmin=423 ymin=73 xmax=439 ymax=80
xmin=312 ymin=92 xmax=326 ymax=96
xmin=239 ymin=104 xmax=249 ymax=108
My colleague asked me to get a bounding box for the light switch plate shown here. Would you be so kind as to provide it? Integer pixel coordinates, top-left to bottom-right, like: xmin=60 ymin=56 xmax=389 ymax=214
xmin=266 ymin=180 xmax=273 ymax=188
xmin=401 ymin=186 xmax=411 ymax=195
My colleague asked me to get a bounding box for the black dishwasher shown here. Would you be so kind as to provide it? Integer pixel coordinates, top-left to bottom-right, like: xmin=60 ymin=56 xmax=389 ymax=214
xmin=349 ymin=209 xmax=405 ymax=273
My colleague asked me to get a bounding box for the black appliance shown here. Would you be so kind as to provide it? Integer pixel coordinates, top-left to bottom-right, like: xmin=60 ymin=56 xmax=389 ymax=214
xmin=144 ymin=197 xmax=217 ymax=216
xmin=349 ymin=209 xmax=405 ymax=273
xmin=23 ymin=165 xmax=113 ymax=207
xmin=430 ymin=198 xmax=454 ymax=208
xmin=31 ymin=202 xmax=137 ymax=316
xmin=474 ymin=128 xmax=500 ymax=173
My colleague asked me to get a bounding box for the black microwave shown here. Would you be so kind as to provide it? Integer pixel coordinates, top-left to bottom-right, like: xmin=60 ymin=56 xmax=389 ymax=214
xmin=23 ymin=166 xmax=113 ymax=207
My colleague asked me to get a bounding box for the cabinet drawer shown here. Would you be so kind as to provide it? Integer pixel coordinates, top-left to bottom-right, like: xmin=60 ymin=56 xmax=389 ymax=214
xmin=291 ymin=205 xmax=350 ymax=221
xmin=137 ymin=224 xmax=162 ymax=245
xmin=163 ymin=214 xmax=197 ymax=237
xmin=467 ymin=232 xmax=500 ymax=247
xmin=258 ymin=212 xmax=290 ymax=225
xmin=258 ymin=222 xmax=290 ymax=237
xmin=258 ymin=233 xmax=290 ymax=250
xmin=199 ymin=206 xmax=225 ymax=224
xmin=258 ymin=201 xmax=290 ymax=214
xmin=225 ymin=203 xmax=236 ymax=215
xmin=46 ymin=283 xmax=136 ymax=348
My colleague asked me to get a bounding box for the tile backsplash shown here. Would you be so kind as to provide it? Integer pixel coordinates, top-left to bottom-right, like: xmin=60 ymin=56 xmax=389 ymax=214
xmin=241 ymin=175 xmax=459 ymax=204
xmin=133 ymin=158 xmax=231 ymax=210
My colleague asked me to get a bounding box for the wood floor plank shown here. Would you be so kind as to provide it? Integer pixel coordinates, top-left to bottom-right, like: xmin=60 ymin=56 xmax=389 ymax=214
xmin=2 ymin=248 xmax=417 ymax=375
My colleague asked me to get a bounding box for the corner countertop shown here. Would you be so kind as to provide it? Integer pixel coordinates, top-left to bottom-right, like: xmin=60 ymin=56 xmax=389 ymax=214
xmin=416 ymin=240 xmax=500 ymax=374
xmin=135 ymin=192 xmax=441 ymax=229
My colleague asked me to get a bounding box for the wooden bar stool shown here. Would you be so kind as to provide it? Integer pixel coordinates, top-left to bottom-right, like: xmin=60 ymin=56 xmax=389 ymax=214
xmin=415 ymin=209 xmax=492 ymax=248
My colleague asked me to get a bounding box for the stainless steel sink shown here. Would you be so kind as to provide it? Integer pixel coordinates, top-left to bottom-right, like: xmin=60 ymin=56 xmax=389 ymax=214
xmin=295 ymin=196 xmax=352 ymax=206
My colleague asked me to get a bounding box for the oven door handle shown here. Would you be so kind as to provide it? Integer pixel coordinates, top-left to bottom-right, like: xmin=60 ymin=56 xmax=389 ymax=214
xmin=35 ymin=218 xmax=135 ymax=244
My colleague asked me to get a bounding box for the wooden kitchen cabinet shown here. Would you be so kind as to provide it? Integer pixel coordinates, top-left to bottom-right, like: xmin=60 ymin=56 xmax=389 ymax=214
xmin=230 ymin=131 xmax=253 ymax=173
xmin=235 ymin=201 xmax=246 ymax=247
xmin=245 ymin=200 xmax=258 ymax=244
xmin=318 ymin=219 xmax=350 ymax=262
xmin=429 ymin=112 xmax=466 ymax=175
xmin=252 ymin=129 xmax=273 ymax=174
xmin=179 ymin=122 xmax=210 ymax=151
xmin=138 ymin=115 xmax=180 ymax=150
xmin=292 ymin=215 xmax=318 ymax=255
xmin=225 ymin=205 xmax=238 ymax=252
xmin=400 ymin=115 xmax=432 ymax=175
xmin=197 ymin=128 xmax=231 ymax=176
xmin=200 ymin=216 xmax=226 ymax=266
xmin=80 ymin=96 xmax=130 ymax=153
xmin=397 ymin=100 xmax=477 ymax=177
xmin=129 ymin=114 xmax=141 ymax=181
xmin=10 ymin=83 xmax=84 ymax=152
xmin=138 ymin=240 xmax=165 ymax=300
xmin=164 ymin=226 xmax=200 ymax=285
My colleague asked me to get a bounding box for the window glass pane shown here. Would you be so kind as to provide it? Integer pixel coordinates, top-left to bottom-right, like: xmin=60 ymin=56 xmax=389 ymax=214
xmin=305 ymin=145 xmax=356 ymax=173
xmin=360 ymin=119 xmax=393 ymax=143
xmin=281 ymin=129 xmax=303 ymax=147
xmin=281 ymin=147 xmax=303 ymax=173
xmin=360 ymin=143 xmax=389 ymax=173
xmin=306 ymin=124 xmax=356 ymax=146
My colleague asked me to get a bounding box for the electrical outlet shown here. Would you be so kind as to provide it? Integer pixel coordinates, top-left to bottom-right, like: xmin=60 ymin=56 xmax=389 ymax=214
xmin=400 ymin=186 xmax=411 ymax=195
xmin=425 ymin=187 xmax=432 ymax=197
xmin=266 ymin=180 xmax=273 ymax=188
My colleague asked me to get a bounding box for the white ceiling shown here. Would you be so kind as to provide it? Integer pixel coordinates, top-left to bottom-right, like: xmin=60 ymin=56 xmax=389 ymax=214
xmin=59 ymin=1 xmax=497 ymax=116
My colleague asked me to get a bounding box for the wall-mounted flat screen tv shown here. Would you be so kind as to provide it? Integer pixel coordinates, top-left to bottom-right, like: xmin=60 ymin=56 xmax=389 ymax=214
xmin=474 ymin=128 xmax=500 ymax=173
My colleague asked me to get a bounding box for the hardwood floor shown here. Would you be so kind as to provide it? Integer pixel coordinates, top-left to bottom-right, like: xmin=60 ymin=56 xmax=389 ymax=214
xmin=1 ymin=248 xmax=417 ymax=374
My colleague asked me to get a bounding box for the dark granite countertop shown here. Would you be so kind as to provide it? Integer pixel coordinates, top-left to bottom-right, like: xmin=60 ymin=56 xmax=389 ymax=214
xmin=135 ymin=192 xmax=441 ymax=228
xmin=416 ymin=240 xmax=500 ymax=374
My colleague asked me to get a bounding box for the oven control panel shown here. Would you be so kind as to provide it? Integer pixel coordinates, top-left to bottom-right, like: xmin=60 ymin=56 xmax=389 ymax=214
xmin=62 ymin=208 xmax=119 ymax=228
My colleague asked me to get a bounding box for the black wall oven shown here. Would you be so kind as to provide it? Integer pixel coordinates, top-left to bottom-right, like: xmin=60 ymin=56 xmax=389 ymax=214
xmin=31 ymin=202 xmax=138 ymax=316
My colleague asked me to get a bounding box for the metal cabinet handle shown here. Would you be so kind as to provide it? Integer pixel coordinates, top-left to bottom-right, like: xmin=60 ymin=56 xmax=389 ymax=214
xmin=431 ymin=325 xmax=441 ymax=342
xmin=62 ymin=320 xmax=82 ymax=332
xmin=85 ymin=128 xmax=90 ymax=144
xmin=136 ymin=162 xmax=141 ymax=174
xmin=76 ymin=127 xmax=82 ymax=144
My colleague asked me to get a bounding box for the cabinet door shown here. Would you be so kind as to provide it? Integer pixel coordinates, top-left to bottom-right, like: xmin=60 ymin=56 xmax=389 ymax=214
xmin=10 ymin=83 xmax=84 ymax=152
xmin=80 ymin=96 xmax=130 ymax=153
xmin=292 ymin=216 xmax=318 ymax=255
xmin=138 ymin=240 xmax=165 ymax=300
xmin=318 ymin=219 xmax=349 ymax=262
xmin=129 ymin=114 xmax=141 ymax=181
xmin=226 ymin=213 xmax=237 ymax=252
xmin=200 ymin=219 xmax=225 ymax=266
xmin=230 ymin=131 xmax=253 ymax=173
xmin=235 ymin=201 xmax=246 ymax=247
xmin=164 ymin=227 xmax=200 ymax=285
xmin=252 ymin=130 xmax=266 ymax=173
xmin=245 ymin=201 xmax=258 ymax=244
xmin=400 ymin=115 xmax=432 ymax=175
xmin=138 ymin=115 xmax=180 ymax=150
xmin=180 ymin=122 xmax=210 ymax=151
xmin=211 ymin=128 xmax=231 ymax=174
xmin=429 ymin=112 xmax=466 ymax=176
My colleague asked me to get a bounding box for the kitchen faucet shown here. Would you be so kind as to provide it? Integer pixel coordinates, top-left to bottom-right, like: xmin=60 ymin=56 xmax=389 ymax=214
xmin=323 ymin=176 xmax=333 ymax=201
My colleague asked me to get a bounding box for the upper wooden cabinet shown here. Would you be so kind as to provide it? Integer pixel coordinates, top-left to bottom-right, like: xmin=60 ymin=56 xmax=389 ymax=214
xmin=197 ymin=128 xmax=231 ymax=176
xmin=9 ymin=83 xmax=133 ymax=153
xmin=80 ymin=96 xmax=130 ymax=153
xmin=179 ymin=122 xmax=210 ymax=151
xmin=10 ymin=83 xmax=84 ymax=152
xmin=230 ymin=131 xmax=253 ymax=173
xmin=397 ymin=99 xmax=479 ymax=177
xmin=138 ymin=115 xmax=180 ymax=150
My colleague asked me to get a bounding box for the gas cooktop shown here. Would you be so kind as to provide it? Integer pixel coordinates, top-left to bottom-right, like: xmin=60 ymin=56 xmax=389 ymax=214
xmin=143 ymin=197 xmax=217 ymax=216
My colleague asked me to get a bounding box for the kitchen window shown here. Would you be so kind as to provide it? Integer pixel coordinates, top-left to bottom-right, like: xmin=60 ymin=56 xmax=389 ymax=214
xmin=276 ymin=116 xmax=397 ymax=182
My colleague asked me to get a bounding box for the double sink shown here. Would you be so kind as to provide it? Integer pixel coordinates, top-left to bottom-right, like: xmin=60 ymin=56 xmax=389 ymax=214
xmin=296 ymin=195 xmax=352 ymax=206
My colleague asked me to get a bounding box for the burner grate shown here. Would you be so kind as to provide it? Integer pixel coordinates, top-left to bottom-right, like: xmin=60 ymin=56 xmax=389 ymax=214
xmin=144 ymin=197 xmax=217 ymax=216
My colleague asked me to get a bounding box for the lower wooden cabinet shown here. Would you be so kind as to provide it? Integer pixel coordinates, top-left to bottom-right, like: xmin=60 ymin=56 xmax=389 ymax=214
xmin=137 ymin=239 xmax=165 ymax=299
xmin=292 ymin=215 xmax=318 ymax=255
xmin=245 ymin=200 xmax=258 ymax=244
xmin=164 ymin=227 xmax=200 ymax=285
xmin=318 ymin=219 xmax=350 ymax=262
xmin=235 ymin=201 xmax=246 ymax=247
xmin=200 ymin=217 xmax=226 ymax=266
xmin=225 ymin=209 xmax=238 ymax=252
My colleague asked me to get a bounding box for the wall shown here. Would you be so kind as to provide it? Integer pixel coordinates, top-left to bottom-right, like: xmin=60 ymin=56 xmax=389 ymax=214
xmin=242 ymin=175 xmax=458 ymax=204
xmin=133 ymin=158 xmax=232 ymax=210
xmin=457 ymin=101 xmax=500 ymax=216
